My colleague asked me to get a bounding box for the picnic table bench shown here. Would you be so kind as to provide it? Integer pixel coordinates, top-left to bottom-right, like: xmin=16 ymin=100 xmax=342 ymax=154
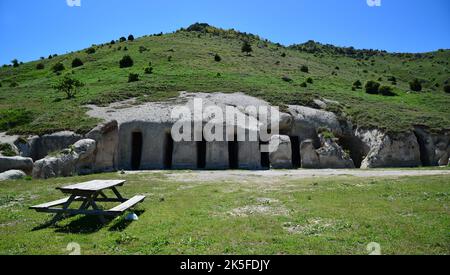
xmin=30 ymin=180 xmax=145 ymax=224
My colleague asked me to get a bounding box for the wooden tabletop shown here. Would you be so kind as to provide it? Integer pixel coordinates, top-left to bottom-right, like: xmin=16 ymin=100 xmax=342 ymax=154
xmin=57 ymin=180 xmax=126 ymax=194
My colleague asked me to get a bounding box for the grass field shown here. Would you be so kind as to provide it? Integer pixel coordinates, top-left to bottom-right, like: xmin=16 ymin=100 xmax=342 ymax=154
xmin=0 ymin=170 xmax=449 ymax=255
xmin=0 ymin=24 xmax=449 ymax=135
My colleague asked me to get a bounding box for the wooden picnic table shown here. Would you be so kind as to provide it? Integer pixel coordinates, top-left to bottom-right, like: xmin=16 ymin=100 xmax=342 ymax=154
xmin=30 ymin=180 xmax=145 ymax=224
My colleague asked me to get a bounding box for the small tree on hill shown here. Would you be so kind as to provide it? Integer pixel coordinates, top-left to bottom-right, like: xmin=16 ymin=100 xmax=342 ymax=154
xmin=119 ymin=55 xmax=134 ymax=68
xmin=444 ymin=85 xmax=450 ymax=94
xmin=241 ymin=41 xmax=253 ymax=56
xmin=300 ymin=65 xmax=309 ymax=73
xmin=11 ymin=59 xmax=19 ymax=68
xmin=214 ymin=54 xmax=222 ymax=62
xmin=128 ymin=34 xmax=135 ymax=41
xmin=365 ymin=80 xmax=380 ymax=94
xmin=410 ymin=79 xmax=422 ymax=92
xmin=353 ymin=80 xmax=362 ymax=89
xmin=53 ymin=76 xmax=84 ymax=99
xmin=119 ymin=37 xmax=127 ymax=42
xmin=71 ymin=58 xmax=84 ymax=68
xmin=52 ymin=62 xmax=65 ymax=73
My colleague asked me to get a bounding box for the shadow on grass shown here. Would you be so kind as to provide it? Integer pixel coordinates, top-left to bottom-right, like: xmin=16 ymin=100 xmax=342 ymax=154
xmin=32 ymin=209 xmax=146 ymax=233
xmin=109 ymin=210 xmax=146 ymax=232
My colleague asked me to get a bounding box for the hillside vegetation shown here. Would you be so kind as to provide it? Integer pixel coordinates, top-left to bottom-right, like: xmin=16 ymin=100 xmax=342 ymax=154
xmin=0 ymin=23 xmax=449 ymax=135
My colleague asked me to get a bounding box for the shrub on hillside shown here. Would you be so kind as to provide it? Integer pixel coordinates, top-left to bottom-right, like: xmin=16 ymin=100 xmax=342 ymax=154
xmin=306 ymin=77 xmax=313 ymax=84
xmin=119 ymin=37 xmax=127 ymax=42
xmin=144 ymin=67 xmax=153 ymax=74
xmin=85 ymin=47 xmax=96 ymax=54
xmin=365 ymin=80 xmax=380 ymax=94
xmin=444 ymin=85 xmax=450 ymax=94
xmin=139 ymin=46 xmax=148 ymax=53
xmin=128 ymin=73 xmax=139 ymax=83
xmin=409 ymin=79 xmax=422 ymax=92
xmin=281 ymin=53 xmax=286 ymax=57
xmin=110 ymin=40 xmax=116 ymax=45
xmin=300 ymin=65 xmax=309 ymax=73
xmin=36 ymin=63 xmax=45 ymax=70
xmin=282 ymin=76 xmax=293 ymax=82
xmin=241 ymin=41 xmax=253 ymax=56
xmin=379 ymin=85 xmax=396 ymax=96
xmin=353 ymin=80 xmax=362 ymax=89
xmin=128 ymin=35 xmax=135 ymax=41
xmin=214 ymin=54 xmax=222 ymax=62
xmin=71 ymin=58 xmax=84 ymax=68
xmin=11 ymin=59 xmax=19 ymax=67
xmin=53 ymin=76 xmax=84 ymax=99
xmin=119 ymin=55 xmax=134 ymax=68
xmin=52 ymin=62 xmax=65 ymax=73
xmin=300 ymin=82 xmax=307 ymax=88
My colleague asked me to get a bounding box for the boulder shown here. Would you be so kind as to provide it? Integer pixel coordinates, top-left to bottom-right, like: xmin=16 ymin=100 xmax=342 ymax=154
xmin=32 ymin=139 xmax=97 ymax=179
xmin=269 ymin=135 xmax=292 ymax=169
xmin=29 ymin=131 xmax=83 ymax=161
xmin=86 ymin=120 xmax=119 ymax=172
xmin=300 ymin=140 xmax=319 ymax=168
xmin=0 ymin=170 xmax=26 ymax=181
xmin=0 ymin=156 xmax=34 ymax=175
xmin=300 ymin=137 xmax=355 ymax=169
xmin=356 ymin=129 xmax=421 ymax=168
xmin=413 ymin=127 xmax=450 ymax=166
xmin=316 ymin=136 xmax=355 ymax=169
xmin=288 ymin=105 xmax=345 ymax=137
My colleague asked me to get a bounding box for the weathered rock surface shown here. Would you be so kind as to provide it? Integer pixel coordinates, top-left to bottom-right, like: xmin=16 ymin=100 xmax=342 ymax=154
xmin=413 ymin=127 xmax=450 ymax=166
xmin=32 ymin=139 xmax=97 ymax=179
xmin=300 ymin=137 xmax=354 ymax=169
xmin=300 ymin=140 xmax=320 ymax=168
xmin=316 ymin=136 xmax=355 ymax=169
xmin=269 ymin=135 xmax=292 ymax=169
xmin=0 ymin=156 xmax=34 ymax=175
xmin=0 ymin=170 xmax=27 ymax=181
xmin=29 ymin=131 xmax=83 ymax=161
xmin=356 ymin=129 xmax=421 ymax=168
xmin=86 ymin=120 xmax=119 ymax=172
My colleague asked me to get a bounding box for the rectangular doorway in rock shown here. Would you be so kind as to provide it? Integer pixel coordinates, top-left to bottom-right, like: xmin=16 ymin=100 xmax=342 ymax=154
xmin=131 ymin=132 xmax=143 ymax=170
xmin=260 ymin=142 xmax=270 ymax=169
xmin=197 ymin=139 xmax=206 ymax=169
xmin=164 ymin=133 xmax=174 ymax=169
xmin=290 ymin=136 xmax=301 ymax=168
xmin=228 ymin=139 xmax=239 ymax=169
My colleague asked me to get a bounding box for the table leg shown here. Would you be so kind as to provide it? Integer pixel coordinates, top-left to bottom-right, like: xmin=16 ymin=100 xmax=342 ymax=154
xmin=88 ymin=194 xmax=107 ymax=223
xmin=111 ymin=187 xmax=125 ymax=202
xmin=49 ymin=195 xmax=76 ymax=225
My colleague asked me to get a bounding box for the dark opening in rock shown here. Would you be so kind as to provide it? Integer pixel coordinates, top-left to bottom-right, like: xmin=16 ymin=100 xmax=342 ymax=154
xmin=197 ymin=139 xmax=206 ymax=169
xmin=290 ymin=136 xmax=301 ymax=168
xmin=131 ymin=132 xmax=143 ymax=170
xmin=228 ymin=139 xmax=239 ymax=169
xmin=164 ymin=133 xmax=174 ymax=169
xmin=260 ymin=142 xmax=270 ymax=169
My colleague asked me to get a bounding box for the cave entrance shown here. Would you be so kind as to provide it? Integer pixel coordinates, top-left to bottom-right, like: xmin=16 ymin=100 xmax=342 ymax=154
xmin=413 ymin=131 xmax=430 ymax=166
xmin=131 ymin=132 xmax=143 ymax=170
xmin=228 ymin=139 xmax=239 ymax=169
xmin=260 ymin=142 xmax=270 ymax=169
xmin=164 ymin=133 xmax=174 ymax=169
xmin=197 ymin=139 xmax=207 ymax=169
xmin=290 ymin=136 xmax=301 ymax=168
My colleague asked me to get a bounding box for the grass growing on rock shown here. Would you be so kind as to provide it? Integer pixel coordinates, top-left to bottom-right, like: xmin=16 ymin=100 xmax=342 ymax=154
xmin=0 ymin=171 xmax=448 ymax=255
xmin=0 ymin=24 xmax=449 ymax=135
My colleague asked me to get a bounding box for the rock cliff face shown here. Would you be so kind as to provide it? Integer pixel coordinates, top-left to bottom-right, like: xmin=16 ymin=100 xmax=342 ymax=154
xmin=355 ymin=129 xmax=421 ymax=168
xmin=1 ymin=92 xmax=448 ymax=179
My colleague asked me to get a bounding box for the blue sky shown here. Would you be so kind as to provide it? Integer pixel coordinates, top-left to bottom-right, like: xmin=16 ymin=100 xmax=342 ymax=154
xmin=0 ymin=0 xmax=449 ymax=65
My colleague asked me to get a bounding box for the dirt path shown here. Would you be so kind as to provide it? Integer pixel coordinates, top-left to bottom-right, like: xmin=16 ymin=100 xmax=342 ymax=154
xmin=132 ymin=169 xmax=450 ymax=183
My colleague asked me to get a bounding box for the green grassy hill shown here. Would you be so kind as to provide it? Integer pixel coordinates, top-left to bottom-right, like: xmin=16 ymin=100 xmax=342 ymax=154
xmin=1 ymin=23 xmax=449 ymax=135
